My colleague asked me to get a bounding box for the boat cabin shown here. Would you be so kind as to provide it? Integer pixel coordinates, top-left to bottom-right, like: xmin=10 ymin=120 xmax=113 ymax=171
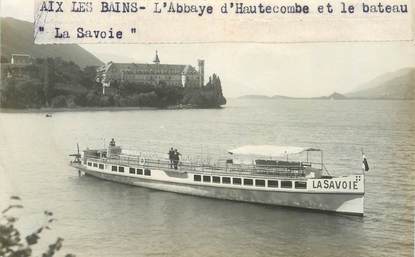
xmin=227 ymin=145 xmax=323 ymax=178
xmin=82 ymin=143 xmax=324 ymax=179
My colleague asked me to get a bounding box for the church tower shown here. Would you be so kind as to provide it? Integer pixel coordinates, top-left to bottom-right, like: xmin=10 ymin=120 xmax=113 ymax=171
xmin=198 ymin=59 xmax=204 ymax=87
xmin=153 ymin=50 xmax=160 ymax=85
xmin=153 ymin=50 xmax=160 ymax=64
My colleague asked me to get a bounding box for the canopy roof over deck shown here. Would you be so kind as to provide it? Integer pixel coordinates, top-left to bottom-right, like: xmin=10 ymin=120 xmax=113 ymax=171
xmin=228 ymin=145 xmax=321 ymax=158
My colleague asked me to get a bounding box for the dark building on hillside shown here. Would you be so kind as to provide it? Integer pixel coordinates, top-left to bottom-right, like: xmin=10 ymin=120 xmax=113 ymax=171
xmin=11 ymin=54 xmax=32 ymax=65
xmin=97 ymin=51 xmax=205 ymax=95
xmin=1 ymin=54 xmax=33 ymax=80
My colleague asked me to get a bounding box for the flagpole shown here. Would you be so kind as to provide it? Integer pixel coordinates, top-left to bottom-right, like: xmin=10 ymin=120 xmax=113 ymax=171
xmin=361 ymin=148 xmax=369 ymax=173
xmin=361 ymin=148 xmax=364 ymax=175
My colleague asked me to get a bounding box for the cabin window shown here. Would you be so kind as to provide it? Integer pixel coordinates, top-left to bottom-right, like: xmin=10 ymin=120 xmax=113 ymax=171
xmin=112 ymin=166 xmax=117 ymax=172
xmin=194 ymin=175 xmax=201 ymax=182
xmin=244 ymin=179 xmax=253 ymax=186
xmin=87 ymin=162 xmax=92 ymax=166
xmin=93 ymin=163 xmax=98 ymax=167
xmin=99 ymin=164 xmax=104 ymax=169
xmin=222 ymin=177 xmax=231 ymax=184
xmin=203 ymin=176 xmax=211 ymax=182
xmin=118 ymin=167 xmax=124 ymax=173
xmin=255 ymin=179 xmax=265 ymax=187
xmin=233 ymin=178 xmax=242 ymax=185
xmin=295 ymin=181 xmax=307 ymax=189
xmin=137 ymin=168 xmax=143 ymax=175
xmin=129 ymin=168 xmax=135 ymax=174
xmin=212 ymin=176 xmax=220 ymax=183
xmin=281 ymin=181 xmax=293 ymax=188
xmin=268 ymin=180 xmax=278 ymax=188
xmin=144 ymin=169 xmax=151 ymax=176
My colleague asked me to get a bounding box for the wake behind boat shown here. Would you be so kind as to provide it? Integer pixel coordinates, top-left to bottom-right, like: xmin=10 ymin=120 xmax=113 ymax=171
xmin=69 ymin=140 xmax=365 ymax=216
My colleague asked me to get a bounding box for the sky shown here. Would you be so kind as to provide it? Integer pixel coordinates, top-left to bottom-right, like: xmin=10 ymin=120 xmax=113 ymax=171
xmin=1 ymin=0 xmax=414 ymax=97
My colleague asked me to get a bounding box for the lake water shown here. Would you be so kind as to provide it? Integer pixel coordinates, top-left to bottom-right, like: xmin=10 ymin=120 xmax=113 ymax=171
xmin=0 ymin=99 xmax=414 ymax=257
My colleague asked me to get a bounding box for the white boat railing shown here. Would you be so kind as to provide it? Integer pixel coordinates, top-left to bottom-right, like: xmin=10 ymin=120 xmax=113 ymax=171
xmin=84 ymin=153 xmax=322 ymax=178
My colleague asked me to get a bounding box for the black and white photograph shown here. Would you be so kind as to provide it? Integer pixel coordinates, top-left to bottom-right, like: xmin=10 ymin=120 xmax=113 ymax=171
xmin=0 ymin=1 xmax=414 ymax=257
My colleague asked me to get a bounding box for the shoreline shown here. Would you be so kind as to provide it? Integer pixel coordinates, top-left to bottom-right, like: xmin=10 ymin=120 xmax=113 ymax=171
xmin=236 ymin=96 xmax=415 ymax=101
xmin=0 ymin=105 xmax=224 ymax=113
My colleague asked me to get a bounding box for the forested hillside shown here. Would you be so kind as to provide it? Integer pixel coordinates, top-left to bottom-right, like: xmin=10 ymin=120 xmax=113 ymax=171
xmin=0 ymin=58 xmax=226 ymax=108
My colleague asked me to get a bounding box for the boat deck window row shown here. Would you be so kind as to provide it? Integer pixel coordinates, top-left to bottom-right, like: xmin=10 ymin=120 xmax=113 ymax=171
xmin=111 ymin=165 xmax=151 ymax=176
xmin=88 ymin=161 xmax=307 ymax=189
xmin=91 ymin=162 xmax=152 ymax=177
xmin=193 ymin=174 xmax=307 ymax=189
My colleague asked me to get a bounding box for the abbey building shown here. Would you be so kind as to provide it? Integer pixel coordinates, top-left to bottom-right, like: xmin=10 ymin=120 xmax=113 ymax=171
xmin=97 ymin=51 xmax=205 ymax=95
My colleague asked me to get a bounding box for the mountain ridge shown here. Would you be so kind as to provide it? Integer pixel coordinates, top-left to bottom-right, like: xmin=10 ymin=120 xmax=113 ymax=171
xmin=1 ymin=17 xmax=103 ymax=67
xmin=345 ymin=68 xmax=414 ymax=99
xmin=238 ymin=68 xmax=414 ymax=100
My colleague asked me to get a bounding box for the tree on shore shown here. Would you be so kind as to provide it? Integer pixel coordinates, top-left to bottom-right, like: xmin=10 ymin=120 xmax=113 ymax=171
xmin=182 ymin=74 xmax=226 ymax=107
xmin=0 ymin=57 xmax=226 ymax=108
xmin=0 ymin=196 xmax=74 ymax=257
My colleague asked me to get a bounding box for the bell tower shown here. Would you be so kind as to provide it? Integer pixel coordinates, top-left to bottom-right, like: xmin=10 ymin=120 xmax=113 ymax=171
xmin=198 ymin=59 xmax=204 ymax=87
xmin=153 ymin=50 xmax=160 ymax=64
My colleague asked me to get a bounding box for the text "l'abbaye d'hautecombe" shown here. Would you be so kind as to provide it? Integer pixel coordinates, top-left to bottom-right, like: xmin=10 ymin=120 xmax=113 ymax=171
xmin=40 ymin=1 xmax=409 ymax=16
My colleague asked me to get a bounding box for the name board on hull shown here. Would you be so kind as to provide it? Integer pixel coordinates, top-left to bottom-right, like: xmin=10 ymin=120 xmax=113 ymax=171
xmin=307 ymin=175 xmax=364 ymax=193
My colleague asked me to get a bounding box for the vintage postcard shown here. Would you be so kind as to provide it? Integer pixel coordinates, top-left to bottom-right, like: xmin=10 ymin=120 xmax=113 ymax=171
xmin=0 ymin=0 xmax=413 ymax=256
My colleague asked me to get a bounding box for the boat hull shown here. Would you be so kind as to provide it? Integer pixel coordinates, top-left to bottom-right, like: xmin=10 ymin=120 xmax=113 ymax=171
xmin=74 ymin=165 xmax=364 ymax=216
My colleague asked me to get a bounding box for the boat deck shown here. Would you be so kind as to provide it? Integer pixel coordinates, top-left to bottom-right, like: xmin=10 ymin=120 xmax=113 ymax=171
xmin=84 ymin=153 xmax=322 ymax=179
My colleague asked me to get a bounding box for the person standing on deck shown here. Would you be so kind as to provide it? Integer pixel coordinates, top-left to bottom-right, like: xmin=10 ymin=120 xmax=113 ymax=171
xmin=168 ymin=147 xmax=174 ymax=168
xmin=173 ymin=149 xmax=181 ymax=170
xmin=110 ymin=138 xmax=116 ymax=147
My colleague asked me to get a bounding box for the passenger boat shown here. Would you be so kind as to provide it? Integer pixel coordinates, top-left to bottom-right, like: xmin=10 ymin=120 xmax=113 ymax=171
xmin=69 ymin=142 xmax=365 ymax=216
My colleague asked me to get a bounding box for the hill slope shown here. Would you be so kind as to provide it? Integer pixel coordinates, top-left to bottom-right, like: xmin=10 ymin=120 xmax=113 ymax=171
xmin=238 ymin=94 xmax=271 ymax=99
xmin=346 ymin=68 xmax=415 ymax=99
xmin=1 ymin=17 xmax=103 ymax=67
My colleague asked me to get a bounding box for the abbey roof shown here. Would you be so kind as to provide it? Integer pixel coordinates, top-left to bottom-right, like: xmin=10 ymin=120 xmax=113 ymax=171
xmin=106 ymin=62 xmax=197 ymax=74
